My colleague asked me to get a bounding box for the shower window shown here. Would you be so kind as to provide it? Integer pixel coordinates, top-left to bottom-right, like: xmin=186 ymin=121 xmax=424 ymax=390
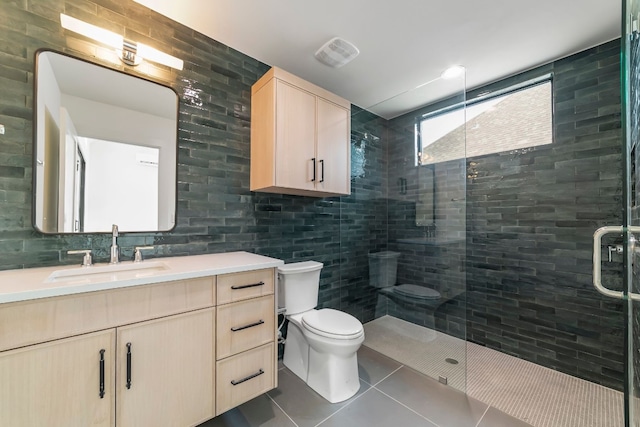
xmin=416 ymin=76 xmax=552 ymax=165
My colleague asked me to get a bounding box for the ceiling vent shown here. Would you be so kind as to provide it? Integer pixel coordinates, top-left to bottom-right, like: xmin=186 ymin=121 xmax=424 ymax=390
xmin=314 ymin=37 xmax=360 ymax=68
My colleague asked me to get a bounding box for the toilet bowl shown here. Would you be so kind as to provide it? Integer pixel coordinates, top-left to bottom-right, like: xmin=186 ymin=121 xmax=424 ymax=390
xmin=368 ymin=252 xmax=442 ymax=324
xmin=388 ymin=283 xmax=441 ymax=301
xmin=278 ymin=261 xmax=364 ymax=403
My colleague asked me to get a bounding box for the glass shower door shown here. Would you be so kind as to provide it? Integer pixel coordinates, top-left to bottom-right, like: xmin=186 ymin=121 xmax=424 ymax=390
xmin=345 ymin=70 xmax=467 ymax=392
xmin=608 ymin=1 xmax=640 ymax=425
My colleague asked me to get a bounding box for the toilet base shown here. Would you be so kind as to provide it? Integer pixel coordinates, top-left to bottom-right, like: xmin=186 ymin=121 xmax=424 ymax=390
xmin=282 ymin=322 xmax=309 ymax=382
xmin=307 ymin=343 xmax=360 ymax=403
xmin=283 ymin=319 xmax=363 ymax=403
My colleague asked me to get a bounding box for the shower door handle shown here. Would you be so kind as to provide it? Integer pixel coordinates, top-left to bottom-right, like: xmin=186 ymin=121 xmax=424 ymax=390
xmin=593 ymin=225 xmax=640 ymax=301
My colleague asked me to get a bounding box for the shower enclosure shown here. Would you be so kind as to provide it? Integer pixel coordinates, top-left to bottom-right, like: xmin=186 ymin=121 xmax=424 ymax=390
xmin=341 ymin=21 xmax=631 ymax=427
xmin=342 ymin=71 xmax=468 ymax=391
xmin=335 ymin=1 xmax=640 ymax=426
xmin=620 ymin=1 xmax=640 ymax=425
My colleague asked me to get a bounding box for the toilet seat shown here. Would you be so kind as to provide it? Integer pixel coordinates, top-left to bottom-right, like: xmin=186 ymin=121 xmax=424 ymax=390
xmin=394 ymin=284 xmax=440 ymax=300
xmin=301 ymin=309 xmax=363 ymax=340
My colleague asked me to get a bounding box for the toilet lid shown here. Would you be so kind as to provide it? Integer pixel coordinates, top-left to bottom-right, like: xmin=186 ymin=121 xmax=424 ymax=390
xmin=302 ymin=309 xmax=363 ymax=339
xmin=394 ymin=284 xmax=440 ymax=300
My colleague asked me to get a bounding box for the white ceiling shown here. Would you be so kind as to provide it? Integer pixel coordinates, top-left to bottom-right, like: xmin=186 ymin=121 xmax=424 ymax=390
xmin=134 ymin=0 xmax=621 ymax=119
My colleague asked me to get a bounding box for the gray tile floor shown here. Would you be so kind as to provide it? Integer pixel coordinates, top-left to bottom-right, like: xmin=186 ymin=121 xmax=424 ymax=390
xmin=201 ymin=346 xmax=532 ymax=427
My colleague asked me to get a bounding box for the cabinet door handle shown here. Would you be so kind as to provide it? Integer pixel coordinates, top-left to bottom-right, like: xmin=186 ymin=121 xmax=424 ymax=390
xmin=231 ymin=319 xmax=265 ymax=332
xmin=126 ymin=342 xmax=132 ymax=390
xmin=311 ymin=157 xmax=316 ymax=182
xmin=230 ymin=281 xmax=264 ymax=290
xmin=319 ymin=159 xmax=324 ymax=183
xmin=231 ymin=369 xmax=265 ymax=386
xmin=99 ymin=349 xmax=106 ymax=399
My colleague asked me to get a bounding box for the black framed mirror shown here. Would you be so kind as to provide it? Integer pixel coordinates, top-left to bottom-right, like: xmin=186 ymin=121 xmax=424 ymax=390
xmin=33 ymin=50 xmax=178 ymax=234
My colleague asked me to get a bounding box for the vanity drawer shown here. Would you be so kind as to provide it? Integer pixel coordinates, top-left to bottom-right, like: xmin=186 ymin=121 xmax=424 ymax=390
xmin=216 ymin=295 xmax=275 ymax=359
xmin=217 ymin=268 xmax=274 ymax=305
xmin=216 ymin=342 xmax=275 ymax=415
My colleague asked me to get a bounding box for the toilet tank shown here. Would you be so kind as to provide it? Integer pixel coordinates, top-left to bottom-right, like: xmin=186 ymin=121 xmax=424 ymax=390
xmin=277 ymin=261 xmax=323 ymax=315
xmin=368 ymin=251 xmax=400 ymax=288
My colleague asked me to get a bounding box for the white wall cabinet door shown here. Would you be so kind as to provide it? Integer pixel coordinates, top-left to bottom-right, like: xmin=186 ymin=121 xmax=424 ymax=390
xmin=275 ymin=80 xmax=317 ymax=191
xmin=316 ymin=97 xmax=350 ymax=195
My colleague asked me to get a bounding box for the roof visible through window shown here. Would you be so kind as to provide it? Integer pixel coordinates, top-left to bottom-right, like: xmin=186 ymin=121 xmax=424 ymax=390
xmin=417 ymin=80 xmax=552 ymax=165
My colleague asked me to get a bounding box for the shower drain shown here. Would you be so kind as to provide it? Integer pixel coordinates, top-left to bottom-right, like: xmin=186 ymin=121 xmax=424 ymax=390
xmin=445 ymin=358 xmax=459 ymax=365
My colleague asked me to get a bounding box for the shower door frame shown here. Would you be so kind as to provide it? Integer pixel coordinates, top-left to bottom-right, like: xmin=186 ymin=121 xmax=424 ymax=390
xmin=618 ymin=1 xmax=638 ymax=424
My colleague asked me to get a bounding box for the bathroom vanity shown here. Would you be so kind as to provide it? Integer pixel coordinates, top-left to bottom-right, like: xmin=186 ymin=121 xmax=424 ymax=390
xmin=0 ymin=252 xmax=283 ymax=426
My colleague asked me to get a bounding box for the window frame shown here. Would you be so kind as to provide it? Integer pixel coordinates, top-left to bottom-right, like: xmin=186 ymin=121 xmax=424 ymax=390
xmin=415 ymin=73 xmax=554 ymax=166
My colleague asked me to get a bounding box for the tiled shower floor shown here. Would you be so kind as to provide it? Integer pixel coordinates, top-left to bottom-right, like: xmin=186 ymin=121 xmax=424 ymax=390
xmin=363 ymin=315 xmax=624 ymax=427
xmin=202 ymin=345 xmax=530 ymax=427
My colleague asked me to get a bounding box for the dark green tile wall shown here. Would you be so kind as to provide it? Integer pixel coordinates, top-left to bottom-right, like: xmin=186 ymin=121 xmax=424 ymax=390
xmin=339 ymin=106 xmax=389 ymax=321
xmin=0 ymin=0 xmax=267 ymax=268
xmin=382 ymin=40 xmax=624 ymax=389
xmin=465 ymin=41 xmax=624 ymax=389
xmin=0 ymin=0 xmax=625 ymax=391
xmin=0 ymin=0 xmax=387 ymax=325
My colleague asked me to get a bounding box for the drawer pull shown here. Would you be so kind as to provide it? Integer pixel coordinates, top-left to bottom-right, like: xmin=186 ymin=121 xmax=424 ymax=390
xmin=230 ymin=281 xmax=265 ymax=290
xmin=231 ymin=369 xmax=265 ymax=386
xmin=99 ymin=349 xmax=105 ymax=399
xmin=231 ymin=319 xmax=265 ymax=332
xmin=126 ymin=342 xmax=132 ymax=390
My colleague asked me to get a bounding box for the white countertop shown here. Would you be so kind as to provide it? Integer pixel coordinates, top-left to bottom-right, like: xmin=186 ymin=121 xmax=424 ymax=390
xmin=0 ymin=252 xmax=284 ymax=304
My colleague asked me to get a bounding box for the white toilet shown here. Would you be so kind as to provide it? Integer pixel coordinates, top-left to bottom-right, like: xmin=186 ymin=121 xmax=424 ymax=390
xmin=278 ymin=261 xmax=364 ymax=403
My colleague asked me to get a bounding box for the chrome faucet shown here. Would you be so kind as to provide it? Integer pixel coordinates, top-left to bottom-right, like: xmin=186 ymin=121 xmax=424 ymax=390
xmin=134 ymin=246 xmax=154 ymax=263
xmin=110 ymin=224 xmax=120 ymax=264
xmin=68 ymin=249 xmax=93 ymax=267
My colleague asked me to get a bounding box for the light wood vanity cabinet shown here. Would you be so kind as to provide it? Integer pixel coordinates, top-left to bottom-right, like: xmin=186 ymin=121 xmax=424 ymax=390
xmin=251 ymin=66 xmax=351 ymax=197
xmin=217 ymin=295 xmax=274 ymax=359
xmin=0 ymin=330 xmax=116 ymax=427
xmin=116 ymin=309 xmax=215 ymax=427
xmin=216 ymin=342 xmax=275 ymax=415
xmin=214 ymin=269 xmax=277 ymax=416
xmin=0 ymin=267 xmax=278 ymax=427
xmin=217 ymin=268 xmax=274 ymax=304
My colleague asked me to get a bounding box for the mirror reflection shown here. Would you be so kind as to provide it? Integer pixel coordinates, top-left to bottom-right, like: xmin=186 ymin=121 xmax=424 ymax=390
xmin=34 ymin=50 xmax=178 ymax=233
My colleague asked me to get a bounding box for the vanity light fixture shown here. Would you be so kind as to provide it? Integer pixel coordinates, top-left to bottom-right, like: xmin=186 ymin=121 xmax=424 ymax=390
xmin=59 ymin=13 xmax=184 ymax=70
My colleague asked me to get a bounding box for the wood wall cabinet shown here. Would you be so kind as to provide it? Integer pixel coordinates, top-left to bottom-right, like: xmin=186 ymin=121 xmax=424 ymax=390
xmin=0 ymin=267 xmax=278 ymax=427
xmin=251 ymin=66 xmax=351 ymax=197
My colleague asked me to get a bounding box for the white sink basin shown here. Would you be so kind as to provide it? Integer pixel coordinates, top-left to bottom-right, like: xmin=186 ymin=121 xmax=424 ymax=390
xmin=46 ymin=261 xmax=169 ymax=283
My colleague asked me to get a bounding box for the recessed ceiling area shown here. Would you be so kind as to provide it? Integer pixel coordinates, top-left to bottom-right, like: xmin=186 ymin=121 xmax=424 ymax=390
xmin=134 ymin=0 xmax=620 ymax=119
